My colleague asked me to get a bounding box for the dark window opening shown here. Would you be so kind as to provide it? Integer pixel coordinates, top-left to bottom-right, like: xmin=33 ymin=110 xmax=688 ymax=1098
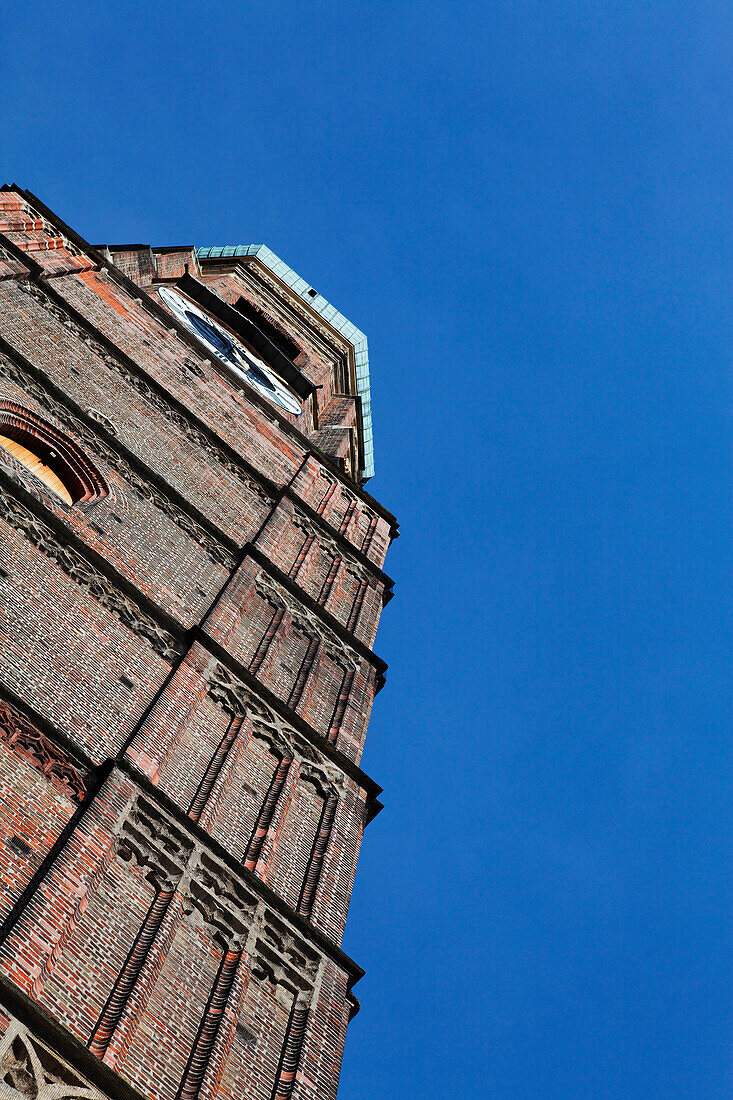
xmin=235 ymin=1024 xmax=257 ymax=1050
xmin=183 ymin=357 xmax=205 ymax=378
xmin=234 ymin=297 xmax=301 ymax=362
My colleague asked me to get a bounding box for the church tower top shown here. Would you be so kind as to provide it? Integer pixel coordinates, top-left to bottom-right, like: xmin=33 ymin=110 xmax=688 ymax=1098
xmin=197 ymin=245 xmax=374 ymax=481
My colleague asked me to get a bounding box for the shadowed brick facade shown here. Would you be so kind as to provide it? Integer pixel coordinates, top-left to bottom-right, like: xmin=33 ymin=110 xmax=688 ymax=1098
xmin=0 ymin=186 xmax=396 ymax=1100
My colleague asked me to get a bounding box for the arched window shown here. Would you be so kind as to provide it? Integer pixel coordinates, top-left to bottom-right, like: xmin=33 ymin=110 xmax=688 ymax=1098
xmin=0 ymin=402 xmax=108 ymax=507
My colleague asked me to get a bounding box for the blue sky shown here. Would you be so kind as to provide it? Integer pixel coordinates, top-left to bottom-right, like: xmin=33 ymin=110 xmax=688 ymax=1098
xmin=3 ymin=3 xmax=731 ymax=1096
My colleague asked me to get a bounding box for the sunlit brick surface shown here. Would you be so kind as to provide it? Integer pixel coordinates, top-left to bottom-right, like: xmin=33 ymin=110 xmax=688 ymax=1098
xmin=0 ymin=187 xmax=396 ymax=1100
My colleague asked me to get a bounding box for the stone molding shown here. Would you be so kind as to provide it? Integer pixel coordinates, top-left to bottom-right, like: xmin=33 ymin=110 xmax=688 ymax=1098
xmin=0 ymin=471 xmax=181 ymax=662
xmin=0 ymin=1013 xmax=105 ymax=1099
xmin=19 ymin=280 xmax=272 ymax=507
xmin=0 ymin=345 xmax=236 ymax=567
xmin=0 ymin=698 xmax=87 ymax=802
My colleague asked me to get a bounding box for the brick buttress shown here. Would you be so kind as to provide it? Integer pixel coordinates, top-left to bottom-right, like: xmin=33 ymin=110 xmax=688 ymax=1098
xmin=0 ymin=186 xmax=397 ymax=1100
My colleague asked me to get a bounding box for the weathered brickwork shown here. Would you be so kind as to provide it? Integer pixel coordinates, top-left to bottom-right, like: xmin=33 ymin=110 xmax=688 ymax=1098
xmin=0 ymin=185 xmax=396 ymax=1100
xmin=254 ymin=498 xmax=393 ymax=649
xmin=0 ymin=743 xmax=77 ymax=927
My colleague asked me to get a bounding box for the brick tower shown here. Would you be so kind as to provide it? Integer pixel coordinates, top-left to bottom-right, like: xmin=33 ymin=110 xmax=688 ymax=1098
xmin=0 ymin=187 xmax=396 ymax=1100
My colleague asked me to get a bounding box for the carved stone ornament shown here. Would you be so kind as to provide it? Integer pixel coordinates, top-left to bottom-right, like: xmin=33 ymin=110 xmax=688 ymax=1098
xmin=281 ymin=501 xmax=375 ymax=587
xmin=296 ymin=762 xmax=337 ymax=802
xmin=344 ymin=562 xmax=369 ymax=585
xmin=253 ymin=570 xmax=360 ymax=667
xmin=20 ymin=281 xmax=271 ymax=505
xmin=0 ymin=699 xmax=86 ymax=802
xmin=289 ymin=513 xmax=311 ymax=536
xmin=259 ymin=913 xmax=319 ymax=983
xmin=252 ymin=932 xmax=317 ymax=997
xmin=0 ymin=444 xmax=68 ymax=514
xmin=204 ymin=659 xmax=347 ymax=792
xmin=0 ymin=475 xmax=182 ymax=662
xmin=207 ymin=664 xmax=301 ymax=756
xmin=113 ymin=795 xmax=262 ymax=948
xmin=186 ymin=851 xmax=258 ymax=945
xmin=0 ymin=351 xmax=236 ymax=568
xmin=84 ymin=410 xmax=117 ymax=435
xmin=117 ymin=796 xmax=193 ymax=889
xmin=0 ymin=1014 xmax=105 ymax=1099
xmin=205 ymin=660 xmax=285 ymax=731
xmin=249 ymin=723 xmax=294 ymax=764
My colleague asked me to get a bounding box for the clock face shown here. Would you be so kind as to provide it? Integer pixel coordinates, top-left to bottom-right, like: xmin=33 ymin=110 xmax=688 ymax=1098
xmin=158 ymin=286 xmax=302 ymax=416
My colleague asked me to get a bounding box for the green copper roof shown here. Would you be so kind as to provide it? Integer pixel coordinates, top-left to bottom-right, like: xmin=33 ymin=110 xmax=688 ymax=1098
xmin=196 ymin=244 xmax=374 ymax=480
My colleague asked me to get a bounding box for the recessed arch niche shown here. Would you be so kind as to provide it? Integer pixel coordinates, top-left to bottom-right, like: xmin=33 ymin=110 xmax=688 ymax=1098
xmin=0 ymin=402 xmax=109 ymax=507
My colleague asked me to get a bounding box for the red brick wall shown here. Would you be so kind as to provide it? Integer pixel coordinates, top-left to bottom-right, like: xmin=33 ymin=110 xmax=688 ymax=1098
xmin=0 ymin=187 xmax=396 ymax=1100
xmin=0 ymin=744 xmax=76 ymax=928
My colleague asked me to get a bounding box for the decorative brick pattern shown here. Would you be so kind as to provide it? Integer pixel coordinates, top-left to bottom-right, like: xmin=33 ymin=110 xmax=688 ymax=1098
xmin=253 ymin=499 xmax=391 ymax=648
xmin=0 ymin=743 xmax=76 ymax=928
xmin=0 ymin=697 xmax=87 ymax=801
xmin=0 ymin=187 xmax=396 ymax=1100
